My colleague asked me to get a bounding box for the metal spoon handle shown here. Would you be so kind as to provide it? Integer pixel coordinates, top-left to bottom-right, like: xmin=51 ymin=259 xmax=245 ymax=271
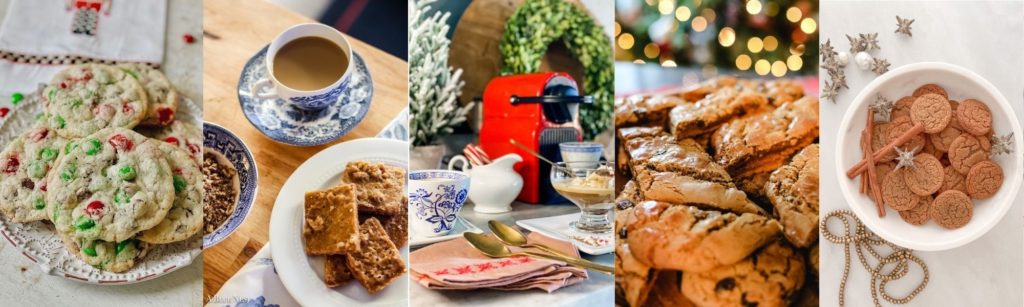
xmin=522 ymin=251 xmax=614 ymax=273
xmin=526 ymin=243 xmax=576 ymax=259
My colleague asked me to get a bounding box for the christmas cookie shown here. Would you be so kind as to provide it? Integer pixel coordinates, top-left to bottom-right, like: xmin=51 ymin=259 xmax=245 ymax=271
xmin=940 ymin=166 xmax=967 ymax=194
xmin=890 ymin=96 xmax=915 ymax=119
xmin=948 ymin=134 xmax=991 ymax=174
xmin=140 ymin=120 xmax=202 ymax=164
xmin=912 ymin=83 xmax=947 ymax=99
xmin=875 ymin=162 xmax=895 ymax=184
xmin=138 ymin=142 xmax=203 ymax=244
xmin=910 ymin=93 xmax=952 ymax=134
xmin=49 ymin=128 xmax=175 ymax=242
xmin=965 ymin=160 xmax=1003 ymax=199
xmin=60 ymin=233 xmax=149 ymax=273
xmin=118 ymin=64 xmax=178 ymax=127
xmin=955 ymin=99 xmax=992 ymax=136
xmin=902 ymin=153 xmax=943 ymax=196
xmin=882 ymin=170 xmax=919 ymax=211
xmin=682 ymin=241 xmax=805 ymax=307
xmin=44 ymin=64 xmax=149 ymax=138
xmin=931 ymin=190 xmax=973 ymax=229
xmin=929 ymin=123 xmax=962 ymax=153
xmin=898 ymin=196 xmax=932 ymax=226
xmin=885 ymin=116 xmax=925 ymax=155
xmin=0 ymin=126 xmax=68 ymax=222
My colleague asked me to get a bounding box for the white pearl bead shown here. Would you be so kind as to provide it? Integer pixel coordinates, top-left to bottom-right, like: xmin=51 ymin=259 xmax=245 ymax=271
xmin=855 ymin=51 xmax=873 ymax=70
xmin=837 ymin=52 xmax=849 ymax=67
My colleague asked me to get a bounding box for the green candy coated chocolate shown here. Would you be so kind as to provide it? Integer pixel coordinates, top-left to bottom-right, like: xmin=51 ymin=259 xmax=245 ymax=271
xmin=119 ymin=165 xmax=136 ymax=181
xmin=64 ymin=141 xmax=77 ymax=154
xmin=51 ymin=115 xmax=65 ymax=129
xmin=114 ymin=188 xmax=129 ymax=205
xmin=39 ymin=147 xmax=58 ymax=161
xmin=83 ymin=243 xmax=97 ymax=257
xmin=74 ymin=216 xmax=94 ymax=230
xmin=115 ymin=239 xmax=136 ymax=255
xmin=121 ymin=68 xmax=140 ymax=80
xmin=11 ymin=92 xmax=23 ymax=105
xmin=60 ymin=162 xmax=76 ymax=181
xmin=47 ymin=88 xmax=56 ymax=102
xmin=70 ymin=100 xmax=83 ymax=109
xmin=28 ymin=161 xmax=45 ymax=179
xmin=172 ymin=175 xmax=186 ymax=194
xmin=33 ymin=197 xmax=45 ymax=210
xmin=85 ymin=138 xmax=102 ymax=156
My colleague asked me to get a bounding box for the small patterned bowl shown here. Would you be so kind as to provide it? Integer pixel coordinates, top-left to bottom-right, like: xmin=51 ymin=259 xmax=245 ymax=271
xmin=203 ymin=122 xmax=259 ymax=248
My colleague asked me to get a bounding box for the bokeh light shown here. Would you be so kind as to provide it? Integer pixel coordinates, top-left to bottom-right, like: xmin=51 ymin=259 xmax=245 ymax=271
xmin=747 ymin=37 xmax=764 ymax=53
xmin=675 ymin=6 xmax=692 ymax=21
xmin=801 ymin=18 xmax=817 ymax=33
xmin=746 ymin=0 xmax=762 ymax=15
xmin=618 ymin=33 xmax=635 ymax=49
xmin=771 ymin=60 xmax=787 ymax=77
xmin=754 ymin=59 xmax=770 ymax=75
xmin=718 ymin=27 xmax=736 ymax=47
xmin=787 ymin=55 xmax=803 ymax=71
xmin=786 ymin=7 xmax=802 ymax=22
xmin=692 ymin=16 xmax=708 ymax=32
xmin=763 ymin=36 xmax=779 ymax=51
xmin=736 ymin=54 xmax=752 ymax=70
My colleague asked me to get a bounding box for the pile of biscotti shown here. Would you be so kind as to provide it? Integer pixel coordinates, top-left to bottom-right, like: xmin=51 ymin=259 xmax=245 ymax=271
xmin=614 ymin=76 xmax=820 ymax=306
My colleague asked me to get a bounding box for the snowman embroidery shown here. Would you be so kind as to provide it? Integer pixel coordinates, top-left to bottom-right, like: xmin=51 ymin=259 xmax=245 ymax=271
xmin=68 ymin=0 xmax=111 ymax=36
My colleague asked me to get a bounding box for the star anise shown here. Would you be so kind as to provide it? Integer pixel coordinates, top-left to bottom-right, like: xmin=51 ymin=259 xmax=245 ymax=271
xmin=896 ymin=16 xmax=915 ymax=37
xmin=991 ymin=132 xmax=1014 ymax=156
xmin=870 ymin=94 xmax=895 ymax=122
xmin=871 ymin=57 xmax=891 ymax=75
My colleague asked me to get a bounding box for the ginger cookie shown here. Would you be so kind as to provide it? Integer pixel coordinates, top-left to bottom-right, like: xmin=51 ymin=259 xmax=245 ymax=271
xmin=913 ymin=83 xmax=948 ymax=99
xmin=875 ymin=162 xmax=895 ymax=184
xmin=887 ymin=116 xmax=925 ymax=155
xmin=898 ymin=195 xmax=932 ymax=226
xmin=940 ymin=166 xmax=967 ymax=194
xmin=891 ymin=96 xmax=915 ymax=119
xmin=911 ymin=93 xmax=952 ymax=134
xmin=922 ymin=138 xmax=941 ymax=158
xmin=929 ymin=124 xmax=962 ymax=153
xmin=931 ymin=190 xmax=973 ymax=229
xmin=966 ymin=160 xmax=1003 ymax=199
xmin=902 ymin=153 xmax=944 ymax=196
xmin=882 ymin=170 xmax=919 ymax=211
xmin=948 ymin=99 xmax=960 ymax=114
xmin=955 ymin=99 xmax=992 ymax=136
xmin=948 ymin=134 xmax=991 ymax=174
xmin=872 ymin=122 xmax=894 ymax=161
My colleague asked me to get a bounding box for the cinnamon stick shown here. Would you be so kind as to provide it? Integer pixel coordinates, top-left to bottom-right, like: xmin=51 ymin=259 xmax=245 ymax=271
xmin=864 ymin=112 xmax=885 ymax=217
xmin=846 ymin=123 xmax=925 ymax=178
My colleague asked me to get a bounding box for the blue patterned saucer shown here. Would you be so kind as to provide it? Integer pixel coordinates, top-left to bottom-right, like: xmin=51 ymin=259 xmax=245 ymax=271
xmin=203 ymin=122 xmax=259 ymax=248
xmin=237 ymin=45 xmax=373 ymax=146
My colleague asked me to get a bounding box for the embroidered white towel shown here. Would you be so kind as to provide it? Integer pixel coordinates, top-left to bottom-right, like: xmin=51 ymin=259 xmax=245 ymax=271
xmin=0 ymin=0 xmax=166 ymax=95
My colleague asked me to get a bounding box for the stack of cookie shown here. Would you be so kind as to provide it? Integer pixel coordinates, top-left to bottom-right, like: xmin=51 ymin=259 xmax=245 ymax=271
xmin=614 ymin=77 xmax=820 ymax=306
xmin=0 ymin=64 xmax=203 ymax=272
xmin=303 ymin=161 xmax=408 ymax=293
xmin=850 ymin=84 xmax=1006 ymax=229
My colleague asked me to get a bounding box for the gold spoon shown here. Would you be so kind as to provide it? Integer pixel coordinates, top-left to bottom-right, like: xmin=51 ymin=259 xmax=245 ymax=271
xmin=509 ymin=139 xmax=576 ymax=178
xmin=488 ymin=220 xmax=576 ymax=259
xmin=464 ymin=232 xmax=613 ymax=273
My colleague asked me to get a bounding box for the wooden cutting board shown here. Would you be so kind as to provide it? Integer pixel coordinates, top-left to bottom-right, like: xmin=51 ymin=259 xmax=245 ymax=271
xmin=201 ymin=0 xmax=407 ymax=300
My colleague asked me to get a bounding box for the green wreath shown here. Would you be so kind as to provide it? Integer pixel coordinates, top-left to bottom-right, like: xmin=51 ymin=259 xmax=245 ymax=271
xmin=499 ymin=0 xmax=613 ymax=140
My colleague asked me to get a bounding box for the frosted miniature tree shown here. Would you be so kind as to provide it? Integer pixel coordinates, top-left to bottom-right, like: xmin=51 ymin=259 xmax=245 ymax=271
xmin=409 ymin=0 xmax=472 ymax=146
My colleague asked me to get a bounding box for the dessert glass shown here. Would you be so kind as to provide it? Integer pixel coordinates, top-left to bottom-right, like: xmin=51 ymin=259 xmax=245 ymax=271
xmin=550 ymin=161 xmax=614 ymax=234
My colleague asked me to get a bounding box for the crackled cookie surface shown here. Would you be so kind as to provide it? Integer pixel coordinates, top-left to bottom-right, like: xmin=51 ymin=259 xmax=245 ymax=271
xmin=0 ymin=126 xmax=68 ymax=222
xmin=44 ymin=64 xmax=148 ymax=138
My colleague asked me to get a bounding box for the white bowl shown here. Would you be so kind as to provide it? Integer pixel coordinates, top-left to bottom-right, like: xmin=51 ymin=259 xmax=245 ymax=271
xmin=836 ymin=62 xmax=1024 ymax=251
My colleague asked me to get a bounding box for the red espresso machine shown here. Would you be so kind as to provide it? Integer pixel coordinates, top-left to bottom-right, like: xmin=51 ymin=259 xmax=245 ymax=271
xmin=478 ymin=72 xmax=593 ymax=204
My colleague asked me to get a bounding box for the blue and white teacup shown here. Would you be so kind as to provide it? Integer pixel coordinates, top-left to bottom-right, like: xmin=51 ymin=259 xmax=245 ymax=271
xmin=409 ymin=170 xmax=470 ymax=237
xmin=559 ymin=142 xmax=604 ymax=169
xmin=251 ymin=23 xmax=353 ymax=110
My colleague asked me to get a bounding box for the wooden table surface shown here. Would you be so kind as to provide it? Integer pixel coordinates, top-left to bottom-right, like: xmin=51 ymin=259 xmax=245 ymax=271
xmin=201 ymin=0 xmax=407 ymax=299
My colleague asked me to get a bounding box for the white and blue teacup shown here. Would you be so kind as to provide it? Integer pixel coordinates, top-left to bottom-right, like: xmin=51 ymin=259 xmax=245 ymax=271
xmin=559 ymin=142 xmax=604 ymax=168
xmin=252 ymin=23 xmax=353 ymax=110
xmin=409 ymin=170 xmax=471 ymax=237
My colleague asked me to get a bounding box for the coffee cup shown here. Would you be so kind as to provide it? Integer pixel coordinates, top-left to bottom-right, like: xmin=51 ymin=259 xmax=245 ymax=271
xmin=559 ymin=142 xmax=604 ymax=169
xmin=252 ymin=23 xmax=353 ymax=110
xmin=409 ymin=170 xmax=471 ymax=237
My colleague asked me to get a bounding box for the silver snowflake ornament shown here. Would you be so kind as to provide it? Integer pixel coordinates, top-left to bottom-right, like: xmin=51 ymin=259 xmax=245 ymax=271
xmin=896 ymin=16 xmax=915 ymax=36
xmin=821 ymin=39 xmax=838 ymax=62
xmin=847 ymin=34 xmax=866 ymax=53
xmin=871 ymin=94 xmax=895 ymax=122
xmin=871 ymin=58 xmax=891 ymax=75
xmin=823 ymin=81 xmax=839 ymax=103
xmin=894 ymin=146 xmax=919 ymax=171
xmin=991 ymin=132 xmax=1014 ymax=156
xmin=860 ymin=33 xmax=880 ymax=50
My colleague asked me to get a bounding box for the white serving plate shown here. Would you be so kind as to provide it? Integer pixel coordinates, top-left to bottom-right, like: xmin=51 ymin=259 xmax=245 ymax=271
xmin=836 ymin=62 xmax=1024 ymax=251
xmin=0 ymin=94 xmax=202 ymax=284
xmin=517 ymin=213 xmax=614 ymax=255
xmin=269 ymin=138 xmax=409 ymax=306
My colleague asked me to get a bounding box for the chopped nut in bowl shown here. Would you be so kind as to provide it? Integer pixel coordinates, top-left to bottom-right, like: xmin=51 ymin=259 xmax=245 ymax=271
xmin=202 ymin=122 xmax=259 ymax=248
